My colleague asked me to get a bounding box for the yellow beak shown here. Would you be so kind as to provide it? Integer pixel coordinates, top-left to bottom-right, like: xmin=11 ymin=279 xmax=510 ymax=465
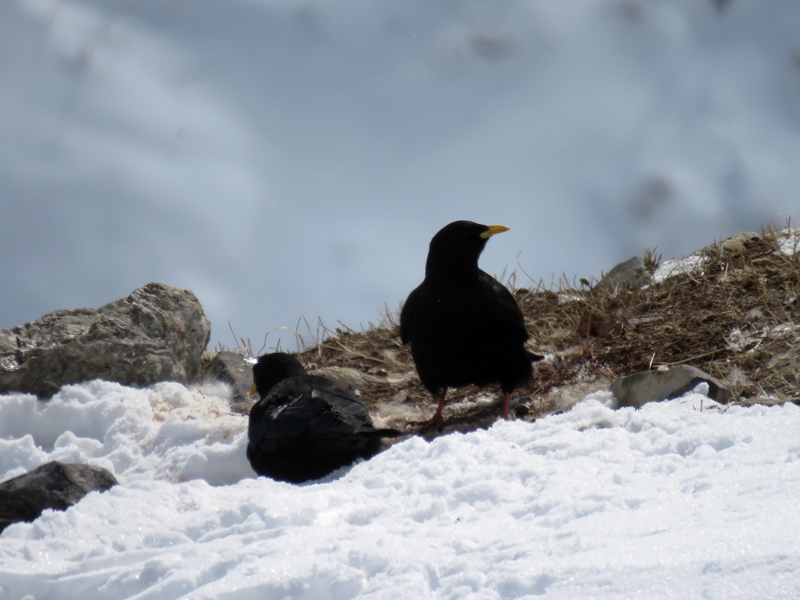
xmin=480 ymin=225 xmax=510 ymax=239
xmin=248 ymin=383 xmax=257 ymax=399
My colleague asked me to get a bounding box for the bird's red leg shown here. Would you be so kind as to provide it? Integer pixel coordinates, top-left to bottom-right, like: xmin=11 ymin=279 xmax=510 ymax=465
xmin=429 ymin=389 xmax=447 ymax=426
xmin=502 ymin=391 xmax=511 ymax=420
xmin=405 ymin=390 xmax=448 ymax=429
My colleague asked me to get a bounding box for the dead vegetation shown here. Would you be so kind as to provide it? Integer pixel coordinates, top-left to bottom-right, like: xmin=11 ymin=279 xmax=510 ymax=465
xmin=573 ymin=226 xmax=800 ymax=405
xmin=236 ymin=225 xmax=800 ymax=436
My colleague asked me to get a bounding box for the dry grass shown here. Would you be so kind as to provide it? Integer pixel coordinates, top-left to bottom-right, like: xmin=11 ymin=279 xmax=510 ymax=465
xmin=568 ymin=226 xmax=800 ymax=404
xmin=240 ymin=225 xmax=800 ymax=436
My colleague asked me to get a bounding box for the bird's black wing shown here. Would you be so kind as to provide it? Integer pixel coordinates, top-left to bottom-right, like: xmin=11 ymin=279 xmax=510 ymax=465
xmin=249 ymin=376 xmax=386 ymax=449
xmin=305 ymin=380 xmax=376 ymax=435
xmin=479 ymin=274 xmax=543 ymax=361
xmin=399 ymin=284 xmax=423 ymax=344
xmin=478 ymin=270 xmax=529 ymax=344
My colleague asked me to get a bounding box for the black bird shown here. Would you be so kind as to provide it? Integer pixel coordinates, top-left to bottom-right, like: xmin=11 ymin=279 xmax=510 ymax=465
xmin=246 ymin=353 xmax=401 ymax=483
xmin=400 ymin=220 xmax=541 ymax=425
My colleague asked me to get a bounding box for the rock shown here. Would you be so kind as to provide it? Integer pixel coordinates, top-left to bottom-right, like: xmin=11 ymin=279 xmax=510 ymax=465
xmin=202 ymin=350 xmax=255 ymax=414
xmin=609 ymin=365 xmax=733 ymax=408
xmin=0 ymin=283 xmax=211 ymax=398
xmin=716 ymin=232 xmax=761 ymax=255
xmin=593 ymin=256 xmax=651 ymax=293
xmin=0 ymin=461 xmax=118 ymax=532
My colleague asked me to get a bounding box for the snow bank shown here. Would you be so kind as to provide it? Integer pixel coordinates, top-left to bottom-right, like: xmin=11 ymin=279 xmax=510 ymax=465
xmin=0 ymin=380 xmax=254 ymax=487
xmin=1 ymin=383 xmax=798 ymax=599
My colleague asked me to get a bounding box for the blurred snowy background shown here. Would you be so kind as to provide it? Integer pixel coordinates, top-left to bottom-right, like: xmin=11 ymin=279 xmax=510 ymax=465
xmin=2 ymin=0 xmax=800 ymax=349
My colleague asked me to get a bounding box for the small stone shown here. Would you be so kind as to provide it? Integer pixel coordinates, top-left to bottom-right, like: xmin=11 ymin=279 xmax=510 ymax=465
xmin=609 ymin=365 xmax=733 ymax=408
xmin=717 ymin=232 xmax=760 ymax=254
xmin=593 ymin=256 xmax=651 ymax=293
xmin=513 ymin=403 xmax=531 ymax=417
xmin=202 ymin=351 xmax=255 ymax=414
xmin=0 ymin=462 xmax=118 ymax=532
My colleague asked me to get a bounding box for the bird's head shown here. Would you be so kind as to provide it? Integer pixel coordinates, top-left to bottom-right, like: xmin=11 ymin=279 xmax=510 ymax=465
xmin=425 ymin=220 xmax=510 ymax=278
xmin=249 ymin=352 xmax=308 ymax=400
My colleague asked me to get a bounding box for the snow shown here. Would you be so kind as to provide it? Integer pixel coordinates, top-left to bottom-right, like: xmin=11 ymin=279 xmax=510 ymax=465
xmin=651 ymin=254 xmax=707 ymax=284
xmin=650 ymin=228 xmax=800 ymax=285
xmin=726 ymin=323 xmax=797 ymax=354
xmin=0 ymin=381 xmax=253 ymax=487
xmin=778 ymin=230 xmax=800 ymax=256
xmin=1 ymin=383 xmax=799 ymax=599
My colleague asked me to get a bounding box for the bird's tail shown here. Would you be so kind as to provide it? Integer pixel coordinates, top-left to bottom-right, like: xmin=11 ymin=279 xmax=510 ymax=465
xmin=362 ymin=428 xmax=404 ymax=439
xmin=527 ymin=350 xmax=545 ymax=363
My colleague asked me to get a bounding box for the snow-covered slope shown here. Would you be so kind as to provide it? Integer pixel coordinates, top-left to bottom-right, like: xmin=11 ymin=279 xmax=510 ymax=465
xmin=1 ymin=381 xmax=798 ymax=599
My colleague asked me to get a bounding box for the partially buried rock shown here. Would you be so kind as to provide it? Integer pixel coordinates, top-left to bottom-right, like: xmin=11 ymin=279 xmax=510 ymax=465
xmin=0 ymin=461 xmax=118 ymax=532
xmin=593 ymin=256 xmax=651 ymax=293
xmin=610 ymin=365 xmax=733 ymax=409
xmin=0 ymin=283 xmax=211 ymax=398
xmin=202 ymin=350 xmax=255 ymax=414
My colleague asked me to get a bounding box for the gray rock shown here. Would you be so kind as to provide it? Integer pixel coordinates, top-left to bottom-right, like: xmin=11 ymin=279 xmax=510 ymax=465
xmin=203 ymin=351 xmax=255 ymax=414
xmin=0 ymin=282 xmax=211 ymax=398
xmin=594 ymin=256 xmax=651 ymax=293
xmin=0 ymin=461 xmax=118 ymax=532
xmin=610 ymin=365 xmax=733 ymax=409
xmin=715 ymin=231 xmax=761 ymax=255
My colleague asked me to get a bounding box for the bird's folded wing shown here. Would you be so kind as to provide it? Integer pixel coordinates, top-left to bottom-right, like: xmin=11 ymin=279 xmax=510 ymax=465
xmin=479 ymin=271 xmax=529 ymax=343
xmin=307 ymin=388 xmax=375 ymax=434
xmin=249 ymin=392 xmax=316 ymax=441
xmin=251 ymin=389 xmax=373 ymax=443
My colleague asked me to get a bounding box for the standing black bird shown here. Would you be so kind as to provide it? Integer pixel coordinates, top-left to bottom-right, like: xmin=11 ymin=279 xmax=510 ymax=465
xmin=246 ymin=353 xmax=401 ymax=483
xmin=400 ymin=220 xmax=541 ymax=425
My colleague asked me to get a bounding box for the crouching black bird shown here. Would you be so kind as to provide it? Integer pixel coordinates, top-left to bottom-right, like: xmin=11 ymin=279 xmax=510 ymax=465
xmin=400 ymin=220 xmax=542 ymax=425
xmin=246 ymin=353 xmax=401 ymax=483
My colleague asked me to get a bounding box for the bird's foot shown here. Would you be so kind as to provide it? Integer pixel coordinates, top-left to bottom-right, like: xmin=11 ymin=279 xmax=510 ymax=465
xmin=405 ymin=417 xmax=445 ymax=430
xmin=405 ymin=412 xmax=446 ymax=431
xmin=405 ymin=390 xmax=448 ymax=432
